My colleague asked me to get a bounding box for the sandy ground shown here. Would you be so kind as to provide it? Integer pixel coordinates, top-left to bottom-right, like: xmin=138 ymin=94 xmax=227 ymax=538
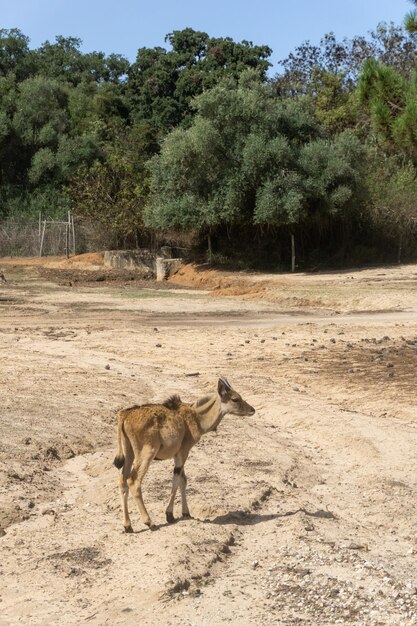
xmin=1 ymin=259 xmax=417 ymax=625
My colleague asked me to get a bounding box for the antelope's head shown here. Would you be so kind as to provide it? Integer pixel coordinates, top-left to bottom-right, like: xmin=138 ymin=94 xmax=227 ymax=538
xmin=217 ymin=377 xmax=255 ymax=416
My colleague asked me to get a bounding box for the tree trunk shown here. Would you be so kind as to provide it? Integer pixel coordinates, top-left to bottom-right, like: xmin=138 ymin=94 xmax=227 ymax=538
xmin=397 ymin=232 xmax=402 ymax=265
xmin=291 ymin=233 xmax=296 ymax=272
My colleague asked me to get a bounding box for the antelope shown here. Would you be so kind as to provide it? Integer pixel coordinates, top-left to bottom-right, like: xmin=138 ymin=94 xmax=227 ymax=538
xmin=113 ymin=378 xmax=255 ymax=532
xmin=0 ymin=270 xmax=6 ymax=283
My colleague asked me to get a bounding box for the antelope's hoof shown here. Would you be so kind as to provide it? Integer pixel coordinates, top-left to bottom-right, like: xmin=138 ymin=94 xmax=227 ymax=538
xmin=124 ymin=525 xmax=133 ymax=533
xmin=145 ymin=521 xmax=157 ymax=531
xmin=166 ymin=512 xmax=176 ymax=524
xmin=182 ymin=513 xmax=192 ymax=519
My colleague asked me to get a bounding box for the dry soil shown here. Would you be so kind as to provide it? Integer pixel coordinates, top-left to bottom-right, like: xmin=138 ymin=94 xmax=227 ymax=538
xmin=1 ymin=258 xmax=417 ymax=625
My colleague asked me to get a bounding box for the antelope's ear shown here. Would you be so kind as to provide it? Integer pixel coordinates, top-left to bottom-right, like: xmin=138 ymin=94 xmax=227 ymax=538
xmin=218 ymin=377 xmax=231 ymax=399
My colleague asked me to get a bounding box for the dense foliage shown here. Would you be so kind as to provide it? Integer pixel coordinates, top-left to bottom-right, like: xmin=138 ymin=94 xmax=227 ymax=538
xmin=1 ymin=20 xmax=417 ymax=268
xmin=146 ymin=75 xmax=364 ymax=234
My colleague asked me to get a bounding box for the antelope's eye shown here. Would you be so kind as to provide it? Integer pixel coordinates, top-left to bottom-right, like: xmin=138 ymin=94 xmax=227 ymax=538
xmin=231 ymin=397 xmax=239 ymax=402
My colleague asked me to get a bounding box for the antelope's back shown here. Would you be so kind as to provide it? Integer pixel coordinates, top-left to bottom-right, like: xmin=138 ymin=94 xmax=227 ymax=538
xmin=121 ymin=402 xmax=186 ymax=439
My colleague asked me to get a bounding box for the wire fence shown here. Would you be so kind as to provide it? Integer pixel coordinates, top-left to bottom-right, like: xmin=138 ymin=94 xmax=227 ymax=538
xmin=0 ymin=216 xmax=118 ymax=257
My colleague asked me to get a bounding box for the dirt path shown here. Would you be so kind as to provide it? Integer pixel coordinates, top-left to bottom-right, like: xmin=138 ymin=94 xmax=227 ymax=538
xmin=1 ymin=262 xmax=417 ymax=625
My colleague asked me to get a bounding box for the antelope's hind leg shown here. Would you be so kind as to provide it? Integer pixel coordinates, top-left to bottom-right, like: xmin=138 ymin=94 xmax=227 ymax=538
xmin=119 ymin=445 xmax=134 ymax=533
xmin=127 ymin=447 xmax=157 ymax=530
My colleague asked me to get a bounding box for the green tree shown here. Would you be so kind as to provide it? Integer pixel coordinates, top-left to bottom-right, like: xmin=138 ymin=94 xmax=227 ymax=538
xmin=405 ymin=1 xmax=417 ymax=34
xmin=0 ymin=73 xmax=27 ymax=190
xmin=33 ymin=36 xmax=129 ymax=86
xmin=0 ymin=28 xmax=36 ymax=80
xmin=13 ymin=76 xmax=69 ymax=147
xmin=275 ymin=25 xmax=417 ymax=97
xmin=4 ymin=76 xmax=102 ymax=216
xmin=146 ymin=73 xmax=365 ymax=267
xmin=0 ymin=32 xmax=130 ymax=219
xmin=68 ymin=123 xmax=155 ymax=243
xmin=127 ymin=28 xmax=272 ymax=131
xmin=358 ymin=58 xmax=417 ymax=157
xmin=366 ymin=157 xmax=417 ymax=262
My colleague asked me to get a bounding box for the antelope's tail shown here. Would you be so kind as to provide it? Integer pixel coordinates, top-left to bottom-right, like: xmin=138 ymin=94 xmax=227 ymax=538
xmin=113 ymin=412 xmax=126 ymax=469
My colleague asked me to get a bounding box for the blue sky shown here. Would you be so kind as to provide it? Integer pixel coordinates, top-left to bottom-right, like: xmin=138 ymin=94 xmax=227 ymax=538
xmin=0 ymin=0 xmax=411 ymax=73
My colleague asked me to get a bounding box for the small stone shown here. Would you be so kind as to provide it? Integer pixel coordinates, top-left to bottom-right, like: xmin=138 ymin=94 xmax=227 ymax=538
xmin=41 ymin=508 xmax=55 ymax=516
xmin=252 ymin=560 xmax=259 ymax=569
xmin=155 ymin=344 xmax=162 ymax=348
xmin=292 ymin=386 xmax=300 ymax=392
xmin=105 ymin=364 xmax=110 ymax=370
xmin=347 ymin=542 xmax=367 ymax=551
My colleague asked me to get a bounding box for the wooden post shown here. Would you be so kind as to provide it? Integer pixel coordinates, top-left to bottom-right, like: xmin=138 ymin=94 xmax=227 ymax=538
xmin=39 ymin=221 xmax=46 ymax=257
xmin=291 ymin=233 xmax=295 ymax=273
xmin=65 ymin=222 xmax=69 ymax=258
xmin=71 ymin=212 xmax=76 ymax=256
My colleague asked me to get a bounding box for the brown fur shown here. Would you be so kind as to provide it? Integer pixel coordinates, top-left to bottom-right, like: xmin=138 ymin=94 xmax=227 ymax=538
xmin=114 ymin=378 xmax=255 ymax=532
xmin=162 ymin=394 xmax=183 ymax=411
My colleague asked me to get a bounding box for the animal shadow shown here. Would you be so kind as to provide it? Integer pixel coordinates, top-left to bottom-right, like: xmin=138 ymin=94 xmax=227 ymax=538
xmin=204 ymin=510 xmax=280 ymax=526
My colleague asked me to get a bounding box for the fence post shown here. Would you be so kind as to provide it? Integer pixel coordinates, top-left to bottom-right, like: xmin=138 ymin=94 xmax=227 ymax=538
xmin=39 ymin=221 xmax=46 ymax=257
xmin=65 ymin=222 xmax=69 ymax=258
xmin=71 ymin=212 xmax=76 ymax=256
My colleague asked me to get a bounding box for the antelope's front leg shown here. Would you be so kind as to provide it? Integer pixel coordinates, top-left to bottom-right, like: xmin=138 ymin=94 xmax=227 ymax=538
xmin=166 ymin=464 xmax=182 ymax=523
xmin=179 ymin=467 xmax=191 ymax=519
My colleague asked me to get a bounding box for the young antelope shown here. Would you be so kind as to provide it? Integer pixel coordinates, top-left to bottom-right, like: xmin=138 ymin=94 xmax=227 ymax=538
xmin=114 ymin=378 xmax=255 ymax=532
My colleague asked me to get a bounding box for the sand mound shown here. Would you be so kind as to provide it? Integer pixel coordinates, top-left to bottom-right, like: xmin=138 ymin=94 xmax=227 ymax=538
xmin=65 ymin=252 xmax=104 ymax=267
xmin=170 ymin=263 xmax=261 ymax=292
xmin=170 ymin=263 xmax=288 ymax=301
xmin=0 ymin=252 xmax=104 ymax=270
